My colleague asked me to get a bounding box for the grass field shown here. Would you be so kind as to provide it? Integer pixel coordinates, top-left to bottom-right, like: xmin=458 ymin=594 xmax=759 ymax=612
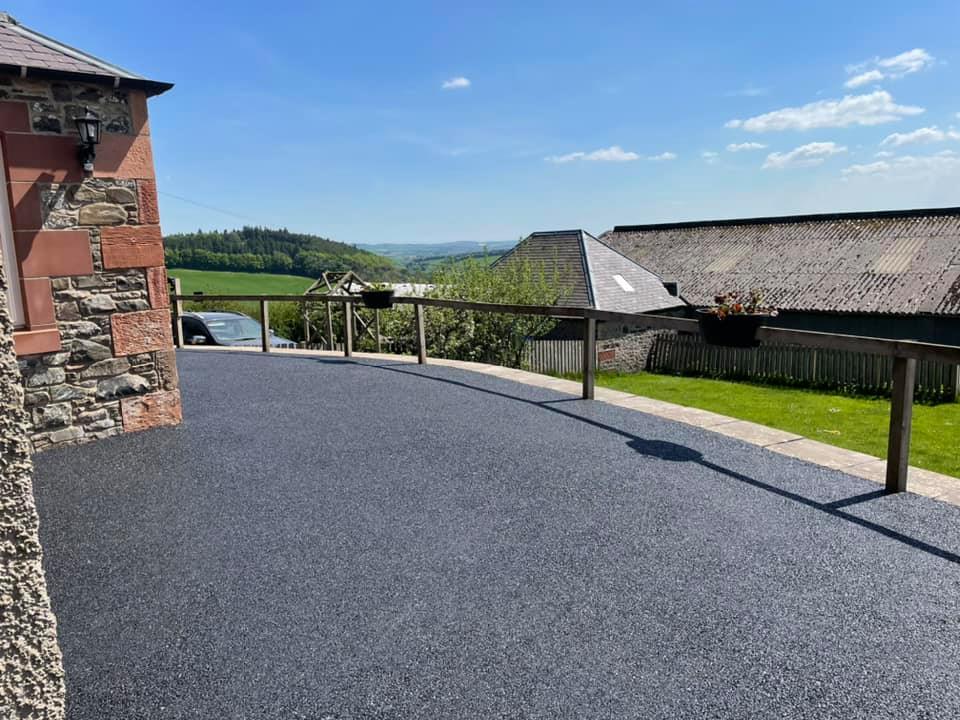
xmin=589 ymin=371 xmax=960 ymax=479
xmin=167 ymin=268 xmax=313 ymax=295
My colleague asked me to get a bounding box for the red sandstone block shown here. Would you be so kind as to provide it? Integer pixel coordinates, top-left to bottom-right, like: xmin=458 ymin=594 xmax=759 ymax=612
xmin=121 ymin=390 xmax=182 ymax=432
xmin=4 ymin=133 xmax=83 ymax=182
xmin=7 ymin=182 xmax=43 ymax=231
xmin=21 ymin=277 xmax=56 ymax=327
xmin=137 ymin=179 xmax=160 ymax=224
xmin=100 ymin=226 xmax=164 ymax=268
xmin=111 ymin=308 xmax=174 ymax=356
xmin=14 ymin=230 xmax=93 ymax=278
xmin=0 ymin=101 xmax=31 ymax=132
xmin=128 ymin=90 xmax=150 ymax=136
xmin=146 ymin=266 xmax=169 ymax=308
xmin=13 ymin=328 xmax=62 ymax=356
xmin=598 ymin=349 xmax=616 ymax=363
xmin=93 ymin=134 xmax=155 ymax=180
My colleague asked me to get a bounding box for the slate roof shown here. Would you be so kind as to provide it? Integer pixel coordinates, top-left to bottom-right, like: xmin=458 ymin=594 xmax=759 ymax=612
xmin=494 ymin=230 xmax=685 ymax=313
xmin=0 ymin=12 xmax=172 ymax=95
xmin=603 ymin=207 xmax=960 ymax=316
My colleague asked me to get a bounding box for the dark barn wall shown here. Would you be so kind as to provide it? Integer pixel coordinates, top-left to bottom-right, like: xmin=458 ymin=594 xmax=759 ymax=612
xmin=764 ymin=312 xmax=960 ymax=346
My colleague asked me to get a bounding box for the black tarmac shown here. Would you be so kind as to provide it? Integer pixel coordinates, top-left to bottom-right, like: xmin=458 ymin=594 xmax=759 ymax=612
xmin=32 ymin=350 xmax=960 ymax=719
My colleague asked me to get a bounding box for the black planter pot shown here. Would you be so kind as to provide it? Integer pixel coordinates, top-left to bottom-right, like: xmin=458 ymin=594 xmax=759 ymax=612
xmin=697 ymin=310 xmax=771 ymax=348
xmin=359 ymin=289 xmax=395 ymax=309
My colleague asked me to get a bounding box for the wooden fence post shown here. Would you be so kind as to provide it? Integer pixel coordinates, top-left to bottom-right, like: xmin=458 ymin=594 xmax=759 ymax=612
xmin=326 ymin=303 xmax=335 ymax=351
xmin=414 ymin=303 xmax=427 ymax=364
xmin=582 ymin=317 xmax=596 ymax=400
xmin=259 ymin=299 xmax=271 ymax=353
xmin=302 ymin=301 xmax=311 ymax=344
xmin=344 ymin=301 xmax=353 ymax=357
xmin=171 ymin=277 xmax=184 ymax=348
xmin=885 ymin=356 xmax=916 ymax=493
xmin=375 ymin=309 xmax=382 ymax=354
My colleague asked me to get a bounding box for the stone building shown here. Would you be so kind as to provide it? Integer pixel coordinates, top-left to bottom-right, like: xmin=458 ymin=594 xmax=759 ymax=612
xmin=0 ymin=12 xmax=181 ymax=450
xmin=495 ymin=230 xmax=687 ymax=371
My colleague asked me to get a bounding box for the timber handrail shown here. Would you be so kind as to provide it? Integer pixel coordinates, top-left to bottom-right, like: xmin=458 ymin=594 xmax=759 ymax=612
xmin=170 ymin=286 xmax=960 ymax=494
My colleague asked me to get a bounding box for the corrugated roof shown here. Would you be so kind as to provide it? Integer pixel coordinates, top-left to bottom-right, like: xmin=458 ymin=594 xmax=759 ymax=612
xmin=604 ymin=207 xmax=960 ymax=316
xmin=495 ymin=230 xmax=685 ymax=313
xmin=0 ymin=12 xmax=171 ymax=95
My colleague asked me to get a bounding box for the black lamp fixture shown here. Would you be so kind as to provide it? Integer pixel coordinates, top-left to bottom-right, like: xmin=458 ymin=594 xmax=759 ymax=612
xmin=73 ymin=106 xmax=102 ymax=173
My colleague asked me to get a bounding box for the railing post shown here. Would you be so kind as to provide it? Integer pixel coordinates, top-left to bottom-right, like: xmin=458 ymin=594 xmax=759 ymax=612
xmin=375 ymin=308 xmax=382 ymax=354
xmin=326 ymin=303 xmax=335 ymax=351
xmin=414 ymin=303 xmax=427 ymax=364
xmin=885 ymin=355 xmax=916 ymax=494
xmin=344 ymin=301 xmax=353 ymax=357
xmin=259 ymin=299 xmax=270 ymax=353
xmin=170 ymin=277 xmax=184 ymax=348
xmin=582 ymin=316 xmax=596 ymax=399
xmin=302 ymin=300 xmax=310 ymax=344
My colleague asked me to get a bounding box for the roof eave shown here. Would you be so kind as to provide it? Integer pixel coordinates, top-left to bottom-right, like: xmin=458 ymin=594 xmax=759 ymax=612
xmin=0 ymin=64 xmax=174 ymax=96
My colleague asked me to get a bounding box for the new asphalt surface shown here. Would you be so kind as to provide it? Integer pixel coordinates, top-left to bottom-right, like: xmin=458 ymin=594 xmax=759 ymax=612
xmin=32 ymin=350 xmax=960 ymax=719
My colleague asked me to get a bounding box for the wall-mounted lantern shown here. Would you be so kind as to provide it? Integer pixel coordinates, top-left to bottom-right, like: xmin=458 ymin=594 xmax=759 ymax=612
xmin=73 ymin=107 xmax=102 ymax=173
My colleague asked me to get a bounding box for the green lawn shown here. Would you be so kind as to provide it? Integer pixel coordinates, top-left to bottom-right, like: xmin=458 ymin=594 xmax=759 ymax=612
xmin=167 ymin=268 xmax=313 ymax=295
xmin=591 ymin=372 xmax=960 ymax=479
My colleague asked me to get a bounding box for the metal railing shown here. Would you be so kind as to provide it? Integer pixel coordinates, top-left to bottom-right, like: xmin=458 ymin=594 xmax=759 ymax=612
xmin=170 ymin=279 xmax=960 ymax=495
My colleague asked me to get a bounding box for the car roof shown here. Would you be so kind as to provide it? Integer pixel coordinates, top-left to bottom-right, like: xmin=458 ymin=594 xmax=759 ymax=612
xmin=184 ymin=311 xmax=251 ymax=321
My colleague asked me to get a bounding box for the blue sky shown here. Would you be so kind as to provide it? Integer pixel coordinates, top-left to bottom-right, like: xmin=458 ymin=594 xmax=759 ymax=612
xmin=12 ymin=1 xmax=960 ymax=244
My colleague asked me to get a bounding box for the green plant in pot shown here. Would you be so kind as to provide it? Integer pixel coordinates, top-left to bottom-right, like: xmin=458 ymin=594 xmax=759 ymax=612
xmin=697 ymin=291 xmax=778 ymax=347
xmin=359 ymin=282 xmax=396 ymax=309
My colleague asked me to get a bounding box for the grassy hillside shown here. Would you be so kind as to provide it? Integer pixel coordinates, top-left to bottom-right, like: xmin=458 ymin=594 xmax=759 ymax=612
xmin=168 ymin=269 xmax=313 ymax=295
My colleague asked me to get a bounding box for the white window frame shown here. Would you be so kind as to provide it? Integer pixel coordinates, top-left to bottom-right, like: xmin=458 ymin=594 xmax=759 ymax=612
xmin=0 ymin=141 xmax=23 ymax=327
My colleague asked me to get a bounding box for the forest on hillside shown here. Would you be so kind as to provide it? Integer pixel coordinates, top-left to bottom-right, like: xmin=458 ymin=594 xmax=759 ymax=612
xmin=164 ymin=226 xmax=405 ymax=280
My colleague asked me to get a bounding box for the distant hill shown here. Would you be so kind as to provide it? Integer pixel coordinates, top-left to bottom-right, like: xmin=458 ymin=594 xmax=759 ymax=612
xmin=358 ymin=240 xmax=517 ymax=265
xmin=164 ymin=226 xmax=404 ymax=280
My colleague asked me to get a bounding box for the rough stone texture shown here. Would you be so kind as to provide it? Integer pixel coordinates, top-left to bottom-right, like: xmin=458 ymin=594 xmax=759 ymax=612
xmin=597 ymin=326 xmax=673 ymax=372
xmin=120 ymin=390 xmax=182 ymax=432
xmin=7 ymin=75 xmax=181 ymax=451
xmin=0 ymin=243 xmax=66 ymax=718
xmin=41 ymin=179 xmax=137 ymax=230
xmin=0 ymin=76 xmax=134 ymax=138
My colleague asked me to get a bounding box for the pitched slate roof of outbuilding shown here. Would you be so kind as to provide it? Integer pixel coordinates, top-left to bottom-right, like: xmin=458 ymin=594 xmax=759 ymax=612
xmin=494 ymin=230 xmax=685 ymax=313
xmin=0 ymin=12 xmax=172 ymax=95
xmin=603 ymin=207 xmax=960 ymax=316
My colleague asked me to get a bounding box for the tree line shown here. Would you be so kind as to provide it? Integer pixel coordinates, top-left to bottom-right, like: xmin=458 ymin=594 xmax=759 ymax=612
xmin=164 ymin=226 xmax=405 ymax=280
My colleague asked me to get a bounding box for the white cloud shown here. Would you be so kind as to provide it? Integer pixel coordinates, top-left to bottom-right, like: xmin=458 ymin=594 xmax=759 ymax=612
xmin=844 ymin=69 xmax=884 ymax=89
xmin=701 ymin=151 xmax=719 ymax=164
xmin=842 ymin=151 xmax=960 ymax=180
xmin=648 ymin=151 xmax=677 ymax=161
xmin=726 ymin=142 xmax=767 ymax=152
xmin=725 ymin=86 xmax=768 ymax=97
xmin=545 ymin=145 xmax=640 ymax=163
xmin=842 ymin=161 xmax=890 ymax=176
xmin=843 ymin=49 xmax=935 ymax=88
xmin=441 ymin=76 xmax=471 ymax=90
xmin=875 ymin=150 xmax=895 ymax=158
xmin=726 ymin=91 xmax=923 ymax=132
xmin=880 ymin=126 xmax=960 ymax=147
xmin=877 ymin=48 xmax=935 ymax=76
xmin=762 ymin=141 xmax=847 ymax=169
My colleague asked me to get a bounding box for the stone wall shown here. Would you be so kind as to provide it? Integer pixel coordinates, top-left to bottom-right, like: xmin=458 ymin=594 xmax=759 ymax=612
xmin=597 ymin=326 xmax=674 ymax=373
xmin=0 ymin=240 xmax=66 ymax=718
xmin=18 ymin=177 xmax=178 ymax=451
xmin=1 ymin=75 xmax=134 ymax=136
xmin=3 ymin=75 xmax=180 ymax=450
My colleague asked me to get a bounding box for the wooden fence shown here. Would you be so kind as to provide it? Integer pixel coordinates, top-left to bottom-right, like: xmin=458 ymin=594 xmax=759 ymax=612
xmin=522 ymin=339 xmax=584 ymax=375
xmin=647 ymin=334 xmax=960 ymax=402
xmin=170 ymin=282 xmax=960 ymax=495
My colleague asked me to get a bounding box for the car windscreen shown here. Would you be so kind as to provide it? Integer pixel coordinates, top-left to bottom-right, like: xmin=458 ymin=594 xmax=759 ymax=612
xmin=204 ymin=317 xmax=262 ymax=342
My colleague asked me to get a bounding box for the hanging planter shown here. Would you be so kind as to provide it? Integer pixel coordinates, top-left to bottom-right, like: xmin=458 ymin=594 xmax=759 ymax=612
xmin=697 ymin=292 xmax=777 ymax=348
xmin=359 ymin=285 xmax=395 ymax=309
